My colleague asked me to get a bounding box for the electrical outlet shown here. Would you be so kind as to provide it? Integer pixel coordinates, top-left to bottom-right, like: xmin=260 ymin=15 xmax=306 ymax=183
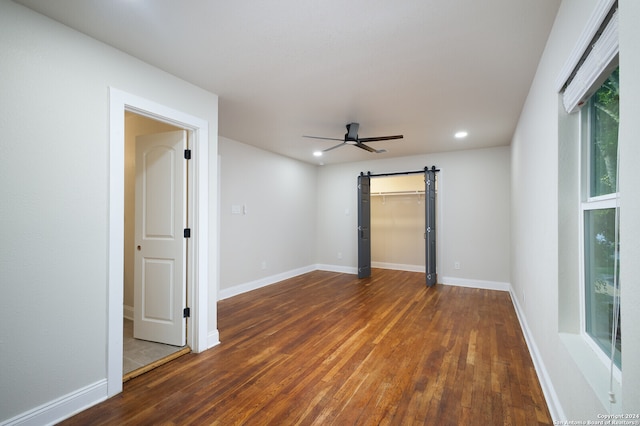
xmin=454 ymin=261 xmax=461 ymax=270
xmin=261 ymin=261 xmax=267 ymax=270
xmin=337 ymin=252 xmax=343 ymax=260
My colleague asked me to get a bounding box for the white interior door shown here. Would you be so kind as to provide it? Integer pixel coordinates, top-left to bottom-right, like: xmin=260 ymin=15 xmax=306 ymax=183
xmin=134 ymin=130 xmax=187 ymax=346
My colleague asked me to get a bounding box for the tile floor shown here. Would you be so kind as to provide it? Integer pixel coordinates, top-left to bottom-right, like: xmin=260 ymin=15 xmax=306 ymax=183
xmin=123 ymin=318 xmax=186 ymax=375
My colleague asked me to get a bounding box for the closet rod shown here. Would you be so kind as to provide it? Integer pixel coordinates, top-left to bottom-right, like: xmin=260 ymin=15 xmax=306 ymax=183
xmin=362 ymin=166 xmax=440 ymax=177
xmin=371 ymin=190 xmax=425 ymax=196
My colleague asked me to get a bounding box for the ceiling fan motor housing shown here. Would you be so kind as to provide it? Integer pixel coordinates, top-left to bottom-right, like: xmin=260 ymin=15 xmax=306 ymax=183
xmin=345 ymin=122 xmax=359 ymax=142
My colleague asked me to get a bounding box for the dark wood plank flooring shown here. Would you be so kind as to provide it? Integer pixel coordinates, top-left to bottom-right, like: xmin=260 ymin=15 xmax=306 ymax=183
xmin=59 ymin=269 xmax=551 ymax=425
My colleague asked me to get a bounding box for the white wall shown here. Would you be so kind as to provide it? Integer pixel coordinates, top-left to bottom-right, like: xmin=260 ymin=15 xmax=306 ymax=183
xmin=316 ymin=146 xmax=511 ymax=286
xmin=618 ymin=0 xmax=640 ymax=410
xmin=217 ymin=141 xmax=510 ymax=291
xmin=0 ymin=2 xmax=218 ymax=423
xmin=371 ymin=175 xmax=426 ymax=270
xmin=218 ymin=137 xmax=318 ymax=296
xmin=511 ymin=0 xmax=640 ymax=417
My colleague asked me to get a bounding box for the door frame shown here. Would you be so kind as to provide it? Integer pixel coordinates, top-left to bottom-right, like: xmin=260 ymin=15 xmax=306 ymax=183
xmin=361 ymin=168 xmax=442 ymax=283
xmin=107 ymin=88 xmax=210 ymax=397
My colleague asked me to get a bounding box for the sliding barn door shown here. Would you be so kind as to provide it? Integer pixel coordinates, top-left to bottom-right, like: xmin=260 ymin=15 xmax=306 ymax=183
xmin=357 ymin=174 xmax=371 ymax=278
xmin=425 ymin=168 xmax=437 ymax=286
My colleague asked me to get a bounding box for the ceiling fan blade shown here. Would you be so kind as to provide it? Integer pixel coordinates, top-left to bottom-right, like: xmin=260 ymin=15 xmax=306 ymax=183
xmin=355 ymin=142 xmax=378 ymax=153
xmin=323 ymin=142 xmax=346 ymax=152
xmin=303 ymin=135 xmax=344 ymax=142
xmin=358 ymin=135 xmax=404 ymax=142
xmin=346 ymin=122 xmax=359 ymax=141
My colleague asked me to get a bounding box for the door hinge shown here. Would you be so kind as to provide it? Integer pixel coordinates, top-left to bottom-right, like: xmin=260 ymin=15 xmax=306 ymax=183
xmin=184 ymin=149 xmax=192 ymax=160
xmin=183 ymin=307 xmax=191 ymax=318
xmin=184 ymin=228 xmax=191 ymax=238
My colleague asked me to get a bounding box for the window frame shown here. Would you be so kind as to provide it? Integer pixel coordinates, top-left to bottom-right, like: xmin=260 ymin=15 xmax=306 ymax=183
xmin=578 ymin=72 xmax=621 ymax=378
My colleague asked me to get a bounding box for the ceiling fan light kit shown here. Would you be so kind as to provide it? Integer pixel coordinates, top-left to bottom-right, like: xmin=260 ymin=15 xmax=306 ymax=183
xmin=304 ymin=122 xmax=403 ymax=154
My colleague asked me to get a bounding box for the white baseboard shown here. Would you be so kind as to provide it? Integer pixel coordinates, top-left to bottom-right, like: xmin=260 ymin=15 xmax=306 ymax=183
xmin=218 ymin=264 xmax=361 ymax=301
xmin=440 ymin=276 xmax=511 ymax=292
xmin=123 ymin=304 xmax=134 ymax=321
xmin=0 ymin=380 xmax=107 ymax=426
xmin=218 ymin=265 xmax=317 ymax=300
xmin=509 ymin=287 xmax=565 ymax=422
xmin=315 ymin=264 xmax=358 ymax=275
xmin=218 ymin=267 xmax=513 ymax=301
xmin=207 ymin=330 xmax=220 ymax=349
xmin=371 ymin=261 xmax=425 ymax=273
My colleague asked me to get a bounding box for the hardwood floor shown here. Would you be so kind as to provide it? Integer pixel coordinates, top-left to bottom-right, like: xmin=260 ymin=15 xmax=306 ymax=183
xmin=60 ymin=269 xmax=551 ymax=425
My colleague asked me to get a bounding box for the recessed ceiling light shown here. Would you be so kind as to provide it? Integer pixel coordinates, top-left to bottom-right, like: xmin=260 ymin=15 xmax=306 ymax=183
xmin=313 ymin=151 xmax=323 ymax=157
xmin=454 ymin=131 xmax=468 ymax=139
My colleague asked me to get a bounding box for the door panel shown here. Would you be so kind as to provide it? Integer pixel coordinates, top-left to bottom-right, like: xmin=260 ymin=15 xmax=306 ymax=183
xmin=142 ymin=258 xmax=174 ymax=320
xmin=357 ymin=174 xmax=371 ymax=278
xmin=425 ymin=168 xmax=437 ymax=287
xmin=134 ymin=130 xmax=187 ymax=346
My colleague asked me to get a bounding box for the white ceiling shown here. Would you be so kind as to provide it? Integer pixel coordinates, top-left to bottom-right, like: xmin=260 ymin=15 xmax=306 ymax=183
xmin=16 ymin=0 xmax=560 ymax=165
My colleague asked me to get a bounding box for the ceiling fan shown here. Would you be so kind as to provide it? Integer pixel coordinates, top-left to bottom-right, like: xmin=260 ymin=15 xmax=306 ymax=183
xmin=304 ymin=122 xmax=403 ymax=153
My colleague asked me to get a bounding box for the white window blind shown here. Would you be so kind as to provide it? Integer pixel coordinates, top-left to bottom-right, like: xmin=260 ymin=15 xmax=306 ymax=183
xmin=556 ymin=0 xmax=618 ymax=113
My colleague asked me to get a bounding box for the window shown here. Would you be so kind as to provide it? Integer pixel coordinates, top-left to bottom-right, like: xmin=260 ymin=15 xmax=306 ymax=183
xmin=556 ymin=0 xmax=621 ymax=405
xmin=582 ymin=67 xmax=620 ymax=369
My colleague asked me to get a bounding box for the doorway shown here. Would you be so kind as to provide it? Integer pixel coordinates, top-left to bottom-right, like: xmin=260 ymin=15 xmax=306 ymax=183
xmin=108 ymin=88 xmax=213 ymax=398
xmin=122 ymin=113 xmax=190 ymax=379
xmin=370 ymin=174 xmax=426 ymax=271
xmin=357 ymin=167 xmax=439 ymax=286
